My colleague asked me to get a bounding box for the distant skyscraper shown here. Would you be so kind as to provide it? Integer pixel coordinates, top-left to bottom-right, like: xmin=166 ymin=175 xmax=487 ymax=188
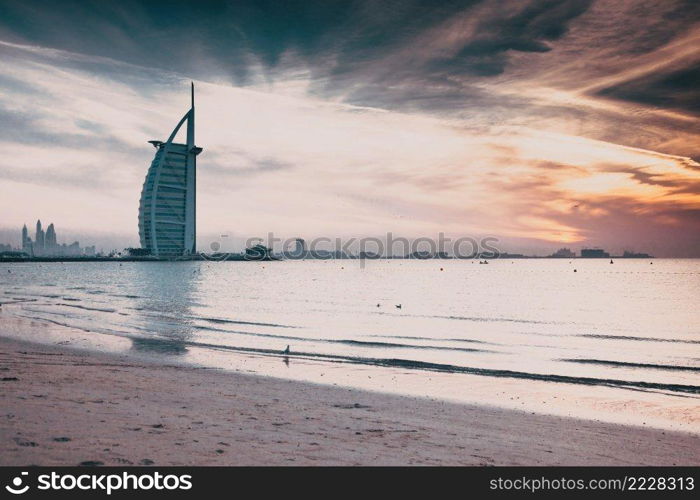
xmin=21 ymin=224 xmax=32 ymax=255
xmin=138 ymin=83 xmax=202 ymax=257
xmin=35 ymin=220 xmax=44 ymax=255
xmin=45 ymin=223 xmax=57 ymax=253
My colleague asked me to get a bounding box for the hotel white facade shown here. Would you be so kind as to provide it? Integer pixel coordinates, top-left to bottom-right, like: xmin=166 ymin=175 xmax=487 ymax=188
xmin=138 ymin=84 xmax=202 ymax=257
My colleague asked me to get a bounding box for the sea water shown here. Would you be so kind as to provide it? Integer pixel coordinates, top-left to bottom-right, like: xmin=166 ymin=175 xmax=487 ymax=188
xmin=1 ymin=259 xmax=698 ymax=431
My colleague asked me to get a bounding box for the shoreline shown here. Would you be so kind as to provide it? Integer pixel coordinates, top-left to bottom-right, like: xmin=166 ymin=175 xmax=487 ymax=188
xmin=0 ymin=256 xmax=667 ymax=263
xmin=1 ymin=335 xmax=698 ymax=466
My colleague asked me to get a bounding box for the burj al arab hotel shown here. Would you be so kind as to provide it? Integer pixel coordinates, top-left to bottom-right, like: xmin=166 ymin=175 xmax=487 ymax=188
xmin=138 ymin=83 xmax=202 ymax=257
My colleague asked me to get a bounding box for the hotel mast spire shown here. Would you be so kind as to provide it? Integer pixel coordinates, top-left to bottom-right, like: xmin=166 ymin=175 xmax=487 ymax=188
xmin=187 ymin=82 xmax=195 ymax=148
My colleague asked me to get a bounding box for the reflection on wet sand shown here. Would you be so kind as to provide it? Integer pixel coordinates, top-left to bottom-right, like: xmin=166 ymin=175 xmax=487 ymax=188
xmin=130 ymin=336 xmax=188 ymax=355
xmin=128 ymin=263 xmax=200 ymax=357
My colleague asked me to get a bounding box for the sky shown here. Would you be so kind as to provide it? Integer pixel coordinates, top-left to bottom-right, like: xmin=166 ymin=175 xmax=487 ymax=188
xmin=0 ymin=0 xmax=699 ymax=256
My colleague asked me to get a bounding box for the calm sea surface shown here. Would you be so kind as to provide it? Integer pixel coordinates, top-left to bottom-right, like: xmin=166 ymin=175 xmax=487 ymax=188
xmin=1 ymin=259 xmax=698 ymax=430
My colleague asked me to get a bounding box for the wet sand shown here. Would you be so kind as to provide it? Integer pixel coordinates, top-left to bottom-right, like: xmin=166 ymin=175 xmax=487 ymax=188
xmin=0 ymin=336 xmax=698 ymax=466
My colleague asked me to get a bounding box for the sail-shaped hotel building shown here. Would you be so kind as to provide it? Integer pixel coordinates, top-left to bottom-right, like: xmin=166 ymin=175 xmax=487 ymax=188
xmin=138 ymin=84 xmax=202 ymax=257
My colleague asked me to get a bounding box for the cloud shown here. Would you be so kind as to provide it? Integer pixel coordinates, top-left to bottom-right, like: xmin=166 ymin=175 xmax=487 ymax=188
xmin=0 ymin=1 xmax=699 ymax=255
xmin=597 ymin=65 xmax=700 ymax=114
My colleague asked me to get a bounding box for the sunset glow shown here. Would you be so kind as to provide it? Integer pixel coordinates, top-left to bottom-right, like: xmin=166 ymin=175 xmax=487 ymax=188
xmin=1 ymin=0 xmax=698 ymax=256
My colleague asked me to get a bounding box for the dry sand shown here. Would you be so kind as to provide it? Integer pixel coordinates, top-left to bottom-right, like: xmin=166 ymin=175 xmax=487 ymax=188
xmin=0 ymin=336 xmax=698 ymax=466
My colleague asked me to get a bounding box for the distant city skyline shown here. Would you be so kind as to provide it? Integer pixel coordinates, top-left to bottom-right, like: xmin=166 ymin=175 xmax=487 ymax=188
xmin=1 ymin=1 xmax=699 ymax=256
xmin=0 ymin=227 xmax=672 ymax=259
xmin=7 ymin=220 xmax=96 ymax=257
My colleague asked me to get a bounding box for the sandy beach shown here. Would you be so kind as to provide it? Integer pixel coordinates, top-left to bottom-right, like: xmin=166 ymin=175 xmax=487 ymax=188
xmin=1 ymin=335 xmax=698 ymax=466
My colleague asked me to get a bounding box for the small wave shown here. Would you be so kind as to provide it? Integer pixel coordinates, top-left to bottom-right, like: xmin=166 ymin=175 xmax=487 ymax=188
xmin=365 ymin=334 xmax=490 ymax=345
xmin=13 ymin=312 xmax=153 ymax=340
xmin=59 ymin=303 xmax=117 ymax=314
xmin=580 ymin=334 xmax=700 ymax=345
xmin=191 ymin=325 xmax=490 ymax=353
xmin=335 ymin=339 xmax=487 ymax=353
xmin=375 ymin=311 xmax=553 ymax=325
xmin=6 ymin=292 xmax=59 ymax=300
xmin=561 ymin=358 xmax=700 ymax=373
xmin=172 ymin=342 xmax=700 ymax=395
xmin=12 ymin=314 xmax=94 ymax=335
xmin=0 ymin=298 xmax=38 ymax=304
xmin=193 ymin=316 xmax=297 ymax=329
xmin=441 ymin=315 xmax=551 ymax=325
xmin=344 ymin=359 xmax=700 ymax=394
